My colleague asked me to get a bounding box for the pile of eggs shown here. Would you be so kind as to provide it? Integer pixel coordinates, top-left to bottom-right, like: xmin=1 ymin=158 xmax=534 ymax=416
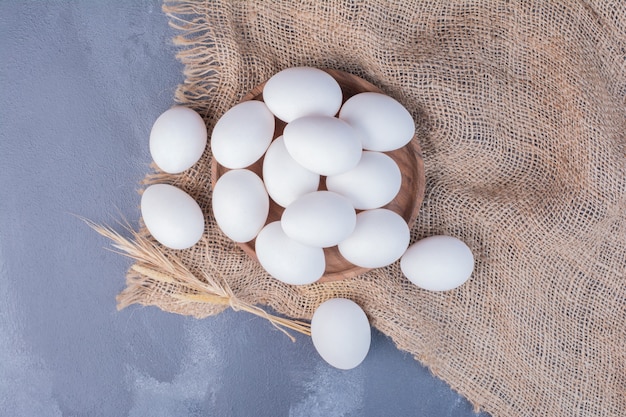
xmin=211 ymin=67 xmax=416 ymax=286
xmin=142 ymin=67 xmax=475 ymax=370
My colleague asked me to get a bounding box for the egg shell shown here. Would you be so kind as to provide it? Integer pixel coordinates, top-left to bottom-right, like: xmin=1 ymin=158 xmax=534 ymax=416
xmin=210 ymin=100 xmax=275 ymax=169
xmin=212 ymin=169 xmax=269 ymax=243
xmin=338 ymin=209 xmax=410 ymax=268
xmin=339 ymin=92 xmax=415 ymax=152
xmin=283 ymin=115 xmax=362 ymax=176
xmin=401 ymin=235 xmax=475 ymax=291
xmin=326 ymin=151 xmax=402 ymax=210
xmin=262 ymin=136 xmax=320 ymax=208
xmin=311 ymin=298 xmax=371 ymax=370
xmin=149 ymin=106 xmax=207 ymax=174
xmin=281 ymin=191 xmax=356 ymax=248
xmin=262 ymin=67 xmax=343 ymax=123
xmin=255 ymin=222 xmax=325 ymax=285
xmin=140 ymin=184 xmax=205 ymax=250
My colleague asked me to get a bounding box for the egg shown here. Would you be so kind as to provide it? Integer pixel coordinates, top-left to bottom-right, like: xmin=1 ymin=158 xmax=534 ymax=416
xmin=255 ymin=222 xmax=325 ymax=285
xmin=283 ymin=115 xmax=362 ymax=176
xmin=262 ymin=67 xmax=343 ymax=123
xmin=262 ymin=136 xmax=320 ymax=207
xmin=210 ymin=100 xmax=275 ymax=169
xmin=212 ymin=169 xmax=269 ymax=242
xmin=140 ymin=184 xmax=205 ymax=250
xmin=281 ymin=191 xmax=356 ymax=248
xmin=339 ymin=92 xmax=415 ymax=152
xmin=311 ymin=298 xmax=371 ymax=370
xmin=338 ymin=209 xmax=410 ymax=268
xmin=326 ymin=151 xmax=401 ymax=210
xmin=149 ymin=106 xmax=207 ymax=174
xmin=401 ymin=235 xmax=475 ymax=291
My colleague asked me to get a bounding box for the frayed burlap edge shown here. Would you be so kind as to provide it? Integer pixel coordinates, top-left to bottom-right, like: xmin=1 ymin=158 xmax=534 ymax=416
xmin=106 ymin=1 xmax=626 ymax=416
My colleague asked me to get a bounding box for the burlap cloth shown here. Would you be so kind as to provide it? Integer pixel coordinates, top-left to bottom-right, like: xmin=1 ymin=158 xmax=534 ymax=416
xmin=123 ymin=1 xmax=626 ymax=416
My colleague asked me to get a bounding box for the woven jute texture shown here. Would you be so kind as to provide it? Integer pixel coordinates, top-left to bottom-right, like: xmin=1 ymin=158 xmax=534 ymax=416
xmin=122 ymin=1 xmax=626 ymax=415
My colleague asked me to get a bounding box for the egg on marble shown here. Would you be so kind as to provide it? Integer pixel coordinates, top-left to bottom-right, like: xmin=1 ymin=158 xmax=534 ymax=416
xmin=311 ymin=298 xmax=371 ymax=370
xmin=141 ymin=184 xmax=205 ymax=250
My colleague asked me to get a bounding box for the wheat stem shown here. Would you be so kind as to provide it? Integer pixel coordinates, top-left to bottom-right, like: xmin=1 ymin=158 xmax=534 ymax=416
xmin=86 ymin=219 xmax=311 ymax=342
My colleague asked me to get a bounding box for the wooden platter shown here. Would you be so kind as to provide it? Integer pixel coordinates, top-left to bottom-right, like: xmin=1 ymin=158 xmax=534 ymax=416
xmin=211 ymin=69 xmax=425 ymax=283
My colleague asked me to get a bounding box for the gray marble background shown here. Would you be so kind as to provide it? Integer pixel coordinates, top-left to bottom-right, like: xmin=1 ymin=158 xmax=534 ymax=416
xmin=0 ymin=1 xmax=489 ymax=416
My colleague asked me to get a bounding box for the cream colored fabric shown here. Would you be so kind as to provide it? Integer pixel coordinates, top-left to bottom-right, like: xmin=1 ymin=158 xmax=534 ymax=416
xmin=120 ymin=1 xmax=626 ymax=415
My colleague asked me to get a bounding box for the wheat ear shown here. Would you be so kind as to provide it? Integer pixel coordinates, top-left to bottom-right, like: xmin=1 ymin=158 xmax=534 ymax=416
xmin=84 ymin=218 xmax=311 ymax=342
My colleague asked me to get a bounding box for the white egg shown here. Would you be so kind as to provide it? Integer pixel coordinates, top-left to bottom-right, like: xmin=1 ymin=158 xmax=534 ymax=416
xmin=401 ymin=235 xmax=475 ymax=291
xmin=262 ymin=136 xmax=320 ymax=207
xmin=311 ymin=298 xmax=371 ymax=370
xmin=281 ymin=191 xmax=356 ymax=248
xmin=210 ymin=100 xmax=275 ymax=169
xmin=140 ymin=184 xmax=205 ymax=250
xmin=149 ymin=106 xmax=207 ymax=174
xmin=338 ymin=209 xmax=410 ymax=268
xmin=255 ymin=222 xmax=325 ymax=285
xmin=326 ymin=151 xmax=401 ymax=210
xmin=283 ymin=116 xmax=362 ymax=176
xmin=339 ymin=92 xmax=415 ymax=152
xmin=212 ymin=169 xmax=269 ymax=242
xmin=262 ymin=67 xmax=343 ymax=123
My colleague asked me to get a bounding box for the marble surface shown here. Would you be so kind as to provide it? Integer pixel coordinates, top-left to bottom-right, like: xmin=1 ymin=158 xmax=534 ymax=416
xmin=0 ymin=1 xmax=489 ymax=416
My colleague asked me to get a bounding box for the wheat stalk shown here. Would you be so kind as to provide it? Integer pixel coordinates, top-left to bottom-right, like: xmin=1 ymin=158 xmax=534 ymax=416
xmin=84 ymin=218 xmax=311 ymax=342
